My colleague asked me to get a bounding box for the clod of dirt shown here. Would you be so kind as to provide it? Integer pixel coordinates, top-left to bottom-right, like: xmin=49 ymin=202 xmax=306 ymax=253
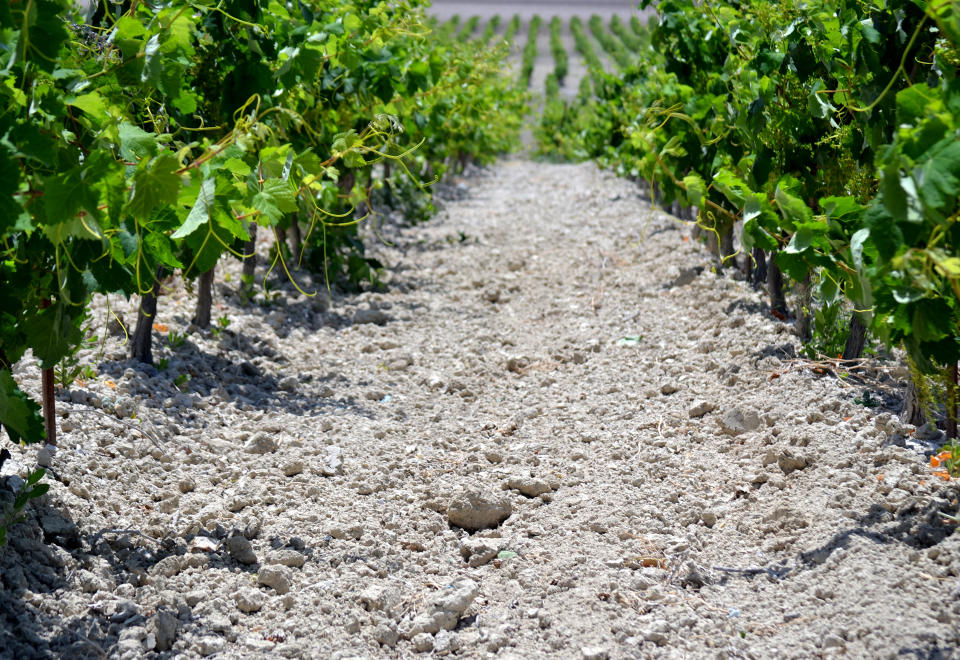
xmin=234 ymin=588 xmax=264 ymax=613
xmin=224 ymin=535 xmax=258 ymax=565
xmin=244 ymin=432 xmax=278 ymax=454
xmin=718 ymin=406 xmax=761 ymax=435
xmin=505 ymin=475 xmax=553 ymax=497
xmin=321 ymin=446 xmax=344 ymax=476
xmin=581 ymin=646 xmax=610 ymax=660
xmin=689 ymin=401 xmax=718 ymax=418
xmin=354 ymin=306 xmax=390 ymax=325
xmin=374 ymin=621 xmax=400 ymax=648
xmin=447 ymin=489 xmax=512 ymax=530
xmin=398 ymin=578 xmax=479 ymax=638
xmin=268 ymin=548 xmax=305 ymax=568
xmin=461 ymin=537 xmax=503 ymax=567
xmin=777 ymin=448 xmax=809 ymax=475
xmin=257 ymin=565 xmax=291 ymax=594
xmin=146 ymin=609 xmax=178 ymax=652
xmin=282 ymin=459 xmax=304 ymax=477
xmin=412 ymin=632 xmax=434 ymax=652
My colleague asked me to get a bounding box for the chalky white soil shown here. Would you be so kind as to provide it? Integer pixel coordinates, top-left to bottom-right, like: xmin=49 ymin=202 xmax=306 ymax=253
xmin=2 ymin=160 xmax=959 ymax=659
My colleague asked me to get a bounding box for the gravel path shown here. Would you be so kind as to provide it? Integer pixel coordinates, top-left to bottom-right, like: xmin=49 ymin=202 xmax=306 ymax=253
xmin=2 ymin=160 xmax=959 ymax=659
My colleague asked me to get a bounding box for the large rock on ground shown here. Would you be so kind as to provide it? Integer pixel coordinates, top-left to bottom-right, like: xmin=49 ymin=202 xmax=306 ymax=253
xmin=447 ymin=489 xmax=511 ymax=530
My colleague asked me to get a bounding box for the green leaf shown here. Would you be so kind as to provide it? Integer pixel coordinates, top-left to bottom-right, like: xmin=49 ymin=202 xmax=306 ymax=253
xmin=26 ymin=483 xmax=49 ymax=499
xmin=66 ymin=92 xmax=107 ymax=123
xmin=743 ymin=216 xmax=779 ymax=251
xmin=141 ymin=34 xmax=163 ymax=86
xmin=850 ymin=228 xmax=869 ymax=270
xmin=784 ymin=224 xmax=815 ymax=253
xmin=22 ymin=303 xmax=82 ymax=369
xmin=807 ymin=82 xmax=835 ymax=119
xmin=682 ymin=174 xmax=706 ymax=208
xmin=919 ymin=140 xmax=960 ymax=211
xmin=819 ymin=274 xmax=840 ymax=303
xmin=252 ymin=179 xmax=298 ymax=225
xmin=114 ymin=15 xmax=146 ymax=40
xmin=16 ymin=0 xmax=70 ymax=73
xmin=896 ymin=84 xmax=938 ymax=126
xmin=0 ymin=370 xmax=45 ymax=444
xmin=0 ymin=145 xmax=24 ymax=233
xmin=119 ymin=122 xmax=159 ymax=162
xmin=43 ymin=167 xmax=96 ymax=225
xmin=172 ymin=178 xmax=215 ymax=239
xmin=344 ymin=13 xmax=362 ymax=33
xmin=128 ymin=152 xmax=182 ymax=219
xmin=343 ymin=150 xmax=366 ymax=169
xmin=221 ymin=158 xmax=251 ymax=177
xmin=774 ymin=185 xmax=813 ymax=229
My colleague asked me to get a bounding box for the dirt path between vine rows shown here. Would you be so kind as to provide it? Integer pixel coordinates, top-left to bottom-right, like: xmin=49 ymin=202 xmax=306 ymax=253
xmin=2 ymin=160 xmax=959 ymax=659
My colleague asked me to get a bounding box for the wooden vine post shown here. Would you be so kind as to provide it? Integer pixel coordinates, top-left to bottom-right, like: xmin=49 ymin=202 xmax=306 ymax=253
xmin=948 ymin=362 xmax=958 ymax=440
xmin=38 ymin=300 xmax=56 ymax=448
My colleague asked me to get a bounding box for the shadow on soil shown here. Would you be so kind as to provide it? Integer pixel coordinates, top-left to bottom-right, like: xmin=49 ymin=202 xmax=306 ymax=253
xmin=1 ymin=485 xmax=323 ymax=658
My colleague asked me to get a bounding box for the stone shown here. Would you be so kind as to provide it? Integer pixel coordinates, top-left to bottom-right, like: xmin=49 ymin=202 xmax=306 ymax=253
xmin=679 ymin=561 xmax=711 ymax=588
xmin=354 ymin=307 xmax=389 ymax=325
xmin=36 ymin=444 xmax=56 ymax=468
xmin=505 ymin=476 xmax=552 ymax=498
xmin=412 ymin=633 xmax=434 ymax=652
xmin=343 ymin=615 xmax=361 ymax=634
xmin=147 ymin=610 xmax=178 ymax=652
xmin=235 ymin=588 xmax=264 ymax=613
xmin=660 ymin=383 xmax=680 ymax=395
xmin=777 ymin=449 xmax=808 ymax=475
xmin=282 ymin=460 xmax=304 ymax=477
xmin=244 ymin=432 xmax=278 ymax=454
xmin=151 ymin=556 xmax=182 ymax=578
xmin=399 ymin=578 xmax=479 ymax=639
xmin=460 ymin=537 xmax=501 ymax=568
xmin=257 ymin=565 xmax=291 ymax=595
xmin=322 ymin=446 xmax=344 ymax=476
xmin=689 ymin=401 xmax=717 ymax=418
xmin=823 ymin=634 xmax=845 ymax=649
xmin=39 ymin=513 xmax=78 ymax=540
xmin=224 ymin=535 xmax=258 ymax=565
xmin=718 ymin=407 xmax=761 ymax=435
xmin=433 ymin=630 xmax=460 ymax=655
xmin=359 ymin=585 xmax=398 ymax=614
xmin=190 ymin=536 xmax=218 ymax=553
xmin=581 ymin=647 xmax=609 ymax=660
xmin=374 ymin=621 xmax=399 ymax=648
xmin=268 ymin=549 xmax=306 ymax=568
xmin=196 ymin=636 xmax=226 ymax=656
xmin=447 ymin=489 xmax=511 ymax=530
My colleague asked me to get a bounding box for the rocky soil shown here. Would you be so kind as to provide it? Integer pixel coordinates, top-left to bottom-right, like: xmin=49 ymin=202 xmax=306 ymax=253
xmin=2 ymin=160 xmax=959 ymax=659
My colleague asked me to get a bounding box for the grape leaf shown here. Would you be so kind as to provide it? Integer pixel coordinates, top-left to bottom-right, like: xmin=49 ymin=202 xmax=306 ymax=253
xmin=172 ymin=178 xmax=215 ymax=239
xmin=0 ymin=370 xmax=45 ymax=444
xmin=119 ymin=122 xmax=159 ymax=162
xmin=128 ymin=152 xmax=182 ymax=219
xmin=252 ymin=179 xmax=298 ymax=225
xmin=22 ymin=303 xmax=82 ymax=368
